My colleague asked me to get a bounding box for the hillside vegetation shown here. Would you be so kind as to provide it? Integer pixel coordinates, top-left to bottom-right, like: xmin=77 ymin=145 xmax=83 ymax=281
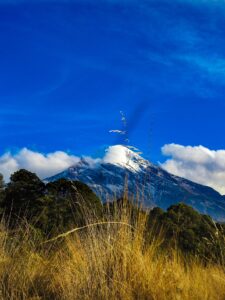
xmin=0 ymin=170 xmax=224 ymax=299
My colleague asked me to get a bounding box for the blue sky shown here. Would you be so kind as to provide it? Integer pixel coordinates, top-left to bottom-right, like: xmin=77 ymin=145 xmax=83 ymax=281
xmin=1 ymin=0 xmax=225 ymax=174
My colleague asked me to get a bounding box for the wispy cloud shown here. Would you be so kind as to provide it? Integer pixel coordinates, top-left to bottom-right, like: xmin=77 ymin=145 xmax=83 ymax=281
xmin=175 ymin=54 xmax=225 ymax=82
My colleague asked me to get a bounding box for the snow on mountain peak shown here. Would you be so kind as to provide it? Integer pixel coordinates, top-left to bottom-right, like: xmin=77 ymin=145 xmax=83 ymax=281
xmin=102 ymin=145 xmax=149 ymax=171
xmin=65 ymin=145 xmax=149 ymax=173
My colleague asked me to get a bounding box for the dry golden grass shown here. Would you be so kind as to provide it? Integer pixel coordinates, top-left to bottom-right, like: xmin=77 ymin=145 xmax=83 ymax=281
xmin=0 ymin=207 xmax=224 ymax=300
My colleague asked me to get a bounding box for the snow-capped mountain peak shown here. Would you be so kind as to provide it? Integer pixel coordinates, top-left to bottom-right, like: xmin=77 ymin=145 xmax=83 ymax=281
xmin=46 ymin=144 xmax=225 ymax=221
xmin=102 ymin=145 xmax=150 ymax=172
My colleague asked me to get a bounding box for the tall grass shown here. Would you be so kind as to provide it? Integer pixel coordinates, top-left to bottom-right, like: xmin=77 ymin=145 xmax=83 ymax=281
xmin=0 ymin=202 xmax=224 ymax=300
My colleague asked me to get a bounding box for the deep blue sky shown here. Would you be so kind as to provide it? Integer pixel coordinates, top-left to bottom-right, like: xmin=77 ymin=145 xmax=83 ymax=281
xmin=1 ymin=0 xmax=225 ymax=162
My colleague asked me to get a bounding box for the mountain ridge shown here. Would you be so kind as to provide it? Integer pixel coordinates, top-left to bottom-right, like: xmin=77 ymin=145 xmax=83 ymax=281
xmin=46 ymin=145 xmax=225 ymax=221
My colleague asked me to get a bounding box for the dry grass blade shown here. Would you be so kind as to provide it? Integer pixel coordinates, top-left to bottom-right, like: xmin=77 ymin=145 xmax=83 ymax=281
xmin=43 ymin=221 xmax=135 ymax=244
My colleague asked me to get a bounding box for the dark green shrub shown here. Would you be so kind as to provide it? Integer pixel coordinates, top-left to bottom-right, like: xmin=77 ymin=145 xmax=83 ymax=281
xmin=1 ymin=170 xmax=102 ymax=234
xmin=147 ymin=202 xmax=225 ymax=264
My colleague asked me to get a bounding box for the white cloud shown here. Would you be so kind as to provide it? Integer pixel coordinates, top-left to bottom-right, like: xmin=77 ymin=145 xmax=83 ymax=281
xmin=161 ymin=143 xmax=225 ymax=194
xmin=0 ymin=148 xmax=80 ymax=182
xmin=103 ymin=145 xmax=143 ymax=171
xmin=0 ymin=145 xmax=133 ymax=182
xmin=103 ymin=145 xmax=131 ymax=165
xmin=4 ymin=143 xmax=225 ymax=196
xmin=0 ymin=153 xmax=19 ymax=182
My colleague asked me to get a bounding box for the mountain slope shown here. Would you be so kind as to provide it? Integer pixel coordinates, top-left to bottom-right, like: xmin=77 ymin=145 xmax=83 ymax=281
xmin=46 ymin=145 xmax=225 ymax=221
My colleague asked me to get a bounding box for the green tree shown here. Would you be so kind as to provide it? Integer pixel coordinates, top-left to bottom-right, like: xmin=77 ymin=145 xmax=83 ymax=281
xmin=0 ymin=173 xmax=5 ymax=214
xmin=41 ymin=179 xmax=102 ymax=233
xmin=0 ymin=173 xmax=4 ymax=189
xmin=147 ymin=203 xmax=225 ymax=263
xmin=3 ymin=169 xmax=45 ymax=226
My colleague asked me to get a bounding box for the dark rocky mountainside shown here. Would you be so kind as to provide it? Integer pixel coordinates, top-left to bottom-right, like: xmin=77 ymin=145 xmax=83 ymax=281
xmin=46 ymin=145 xmax=225 ymax=221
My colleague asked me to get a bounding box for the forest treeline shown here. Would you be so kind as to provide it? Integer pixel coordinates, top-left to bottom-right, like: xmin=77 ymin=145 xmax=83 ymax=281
xmin=0 ymin=169 xmax=224 ymax=264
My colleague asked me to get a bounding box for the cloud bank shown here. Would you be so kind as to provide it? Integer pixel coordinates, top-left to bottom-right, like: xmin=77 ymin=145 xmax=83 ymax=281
xmin=161 ymin=144 xmax=225 ymax=194
xmin=0 ymin=145 xmax=134 ymax=182
xmin=2 ymin=144 xmax=225 ymax=196
xmin=0 ymin=148 xmax=80 ymax=182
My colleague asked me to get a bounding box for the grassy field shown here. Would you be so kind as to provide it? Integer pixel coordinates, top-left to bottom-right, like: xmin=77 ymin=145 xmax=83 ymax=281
xmin=0 ymin=206 xmax=224 ymax=300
